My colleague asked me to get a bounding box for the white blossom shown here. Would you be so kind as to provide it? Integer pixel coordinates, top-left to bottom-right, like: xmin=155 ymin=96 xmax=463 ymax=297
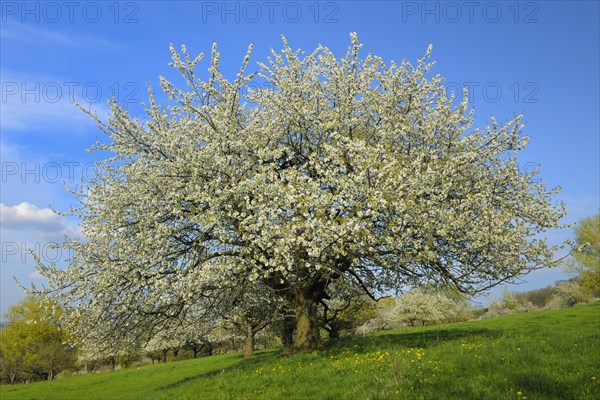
xmin=31 ymin=34 xmax=567 ymax=351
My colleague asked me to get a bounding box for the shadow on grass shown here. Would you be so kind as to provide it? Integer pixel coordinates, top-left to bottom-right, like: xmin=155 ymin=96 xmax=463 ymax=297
xmin=510 ymin=370 xmax=573 ymax=400
xmin=156 ymin=350 xmax=279 ymax=391
xmin=325 ymin=325 xmax=503 ymax=353
xmin=156 ymin=366 xmax=235 ymax=391
xmin=158 ymin=326 xmax=507 ymax=391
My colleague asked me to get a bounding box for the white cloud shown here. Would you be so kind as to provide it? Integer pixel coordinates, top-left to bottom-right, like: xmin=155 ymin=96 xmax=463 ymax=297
xmin=28 ymin=270 xmax=44 ymax=280
xmin=1 ymin=202 xmax=70 ymax=233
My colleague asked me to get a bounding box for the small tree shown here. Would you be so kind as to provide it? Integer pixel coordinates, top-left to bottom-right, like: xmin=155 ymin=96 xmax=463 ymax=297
xmin=567 ymin=213 xmax=600 ymax=295
xmin=0 ymin=296 xmax=76 ymax=383
xmin=481 ymin=289 xmax=537 ymax=318
xmin=514 ymin=285 xmax=555 ymax=308
xmin=0 ymin=326 xmax=25 ymax=384
xmin=396 ymin=289 xmax=444 ymax=326
xmin=320 ymin=280 xmax=378 ymax=339
xmin=273 ymin=315 xmax=296 ymax=350
xmin=219 ymin=282 xmax=289 ymax=358
xmin=140 ymin=303 xmax=217 ymax=362
xmin=548 ymin=280 xmax=592 ymax=308
xmin=355 ymin=297 xmax=401 ymax=335
xmin=71 ymin=306 xmax=146 ymax=371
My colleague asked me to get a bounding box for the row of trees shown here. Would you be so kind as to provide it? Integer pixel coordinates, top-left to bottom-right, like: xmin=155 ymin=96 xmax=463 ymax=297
xmin=477 ymin=213 xmax=599 ymax=319
xmin=356 ymin=288 xmax=471 ymax=334
xmin=0 ymin=287 xmax=463 ymax=382
xmin=358 ymin=212 xmax=600 ymax=330
xmin=480 ymin=278 xmax=594 ymax=319
xmin=3 ymin=254 xmax=597 ymax=383
xmin=0 ymin=290 xmax=370 ymax=381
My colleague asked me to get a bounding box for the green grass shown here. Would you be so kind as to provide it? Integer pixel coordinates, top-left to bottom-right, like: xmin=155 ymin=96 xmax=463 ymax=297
xmin=2 ymin=303 xmax=599 ymax=400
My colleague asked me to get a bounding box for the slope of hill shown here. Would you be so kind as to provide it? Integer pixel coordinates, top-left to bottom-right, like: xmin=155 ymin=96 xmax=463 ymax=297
xmin=1 ymin=303 xmax=599 ymax=400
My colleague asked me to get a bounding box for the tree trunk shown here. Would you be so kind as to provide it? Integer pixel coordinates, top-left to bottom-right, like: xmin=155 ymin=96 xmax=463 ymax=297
xmin=293 ymin=290 xmax=321 ymax=351
xmin=204 ymin=341 xmax=213 ymax=356
xmin=328 ymin=322 xmax=340 ymax=340
xmin=280 ymin=316 xmax=295 ymax=350
xmin=244 ymin=325 xmax=255 ymax=358
xmin=161 ymin=349 xmax=168 ymax=363
xmin=172 ymin=348 xmax=179 ymax=360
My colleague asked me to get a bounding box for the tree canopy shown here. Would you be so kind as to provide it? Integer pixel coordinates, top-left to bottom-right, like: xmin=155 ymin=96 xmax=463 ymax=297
xmin=0 ymin=296 xmax=76 ymax=383
xmin=33 ymin=34 xmax=567 ymax=351
xmin=570 ymin=213 xmax=600 ymax=294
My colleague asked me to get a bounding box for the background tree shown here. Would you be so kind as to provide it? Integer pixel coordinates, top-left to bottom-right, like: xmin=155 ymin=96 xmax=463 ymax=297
xmin=144 ymin=334 xmax=178 ymax=364
xmin=272 ymin=315 xmax=296 ymax=350
xmin=70 ymin=305 xmax=147 ymax=371
xmin=0 ymin=327 xmax=24 ymax=384
xmin=140 ymin=302 xmax=217 ymax=362
xmin=396 ymin=289 xmax=444 ymax=326
xmin=481 ymin=289 xmax=537 ymax=319
xmin=0 ymin=296 xmax=76 ymax=383
xmin=547 ymin=279 xmax=592 ymax=308
xmin=355 ymin=297 xmax=402 ymax=335
xmin=567 ymin=213 xmax=600 ymax=295
xmin=34 ymin=34 xmax=567 ymax=352
xmin=218 ymin=281 xmax=289 ymax=358
xmin=513 ymin=285 xmax=555 ymax=308
xmin=320 ymin=281 xmax=378 ymax=339
xmin=412 ymin=283 xmax=472 ymax=323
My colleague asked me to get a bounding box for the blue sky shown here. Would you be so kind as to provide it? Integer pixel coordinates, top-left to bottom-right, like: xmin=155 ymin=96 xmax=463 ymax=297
xmin=1 ymin=1 xmax=598 ymax=315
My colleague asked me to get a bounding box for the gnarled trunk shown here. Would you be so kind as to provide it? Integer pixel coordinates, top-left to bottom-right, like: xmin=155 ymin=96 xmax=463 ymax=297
xmin=293 ymin=290 xmax=321 ymax=351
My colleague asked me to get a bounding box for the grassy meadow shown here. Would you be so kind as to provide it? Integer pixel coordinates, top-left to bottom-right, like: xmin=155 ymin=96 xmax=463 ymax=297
xmin=1 ymin=302 xmax=598 ymax=400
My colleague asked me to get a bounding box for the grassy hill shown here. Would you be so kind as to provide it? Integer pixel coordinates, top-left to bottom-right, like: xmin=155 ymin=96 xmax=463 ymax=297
xmin=1 ymin=303 xmax=599 ymax=400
